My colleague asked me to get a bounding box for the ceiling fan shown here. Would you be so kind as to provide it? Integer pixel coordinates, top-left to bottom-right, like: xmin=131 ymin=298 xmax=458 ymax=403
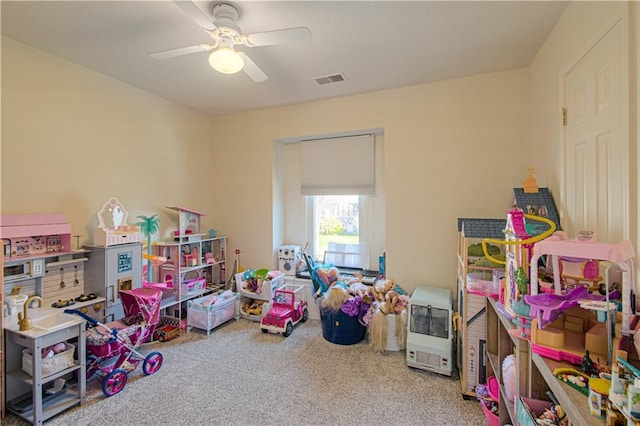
xmin=150 ymin=1 xmax=312 ymax=82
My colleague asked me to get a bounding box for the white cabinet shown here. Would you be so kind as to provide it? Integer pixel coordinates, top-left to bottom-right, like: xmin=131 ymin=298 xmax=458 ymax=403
xmin=152 ymin=236 xmax=227 ymax=316
xmin=83 ymin=243 xmax=143 ymax=322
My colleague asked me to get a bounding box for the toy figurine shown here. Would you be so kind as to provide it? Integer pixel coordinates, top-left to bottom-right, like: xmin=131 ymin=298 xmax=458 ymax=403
xmin=581 ymin=350 xmax=599 ymax=376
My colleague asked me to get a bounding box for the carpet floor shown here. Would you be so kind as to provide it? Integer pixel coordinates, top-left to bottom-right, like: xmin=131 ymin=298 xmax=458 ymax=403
xmin=4 ymin=317 xmax=485 ymax=425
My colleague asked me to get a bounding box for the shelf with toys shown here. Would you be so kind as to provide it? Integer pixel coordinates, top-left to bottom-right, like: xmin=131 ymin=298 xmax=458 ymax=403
xmin=484 ymin=216 xmax=637 ymax=424
xmin=236 ymin=270 xmax=284 ymax=321
xmin=143 ymin=207 xmax=227 ymax=323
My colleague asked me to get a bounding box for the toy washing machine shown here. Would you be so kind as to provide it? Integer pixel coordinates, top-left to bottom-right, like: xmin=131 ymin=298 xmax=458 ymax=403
xmin=406 ymin=286 xmax=454 ymax=376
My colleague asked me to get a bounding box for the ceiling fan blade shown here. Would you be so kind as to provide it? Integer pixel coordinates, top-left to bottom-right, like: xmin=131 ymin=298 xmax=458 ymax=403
xmin=173 ymin=1 xmax=217 ymax=30
xmin=238 ymin=52 xmax=268 ymax=83
xmin=150 ymin=43 xmax=213 ymax=59
xmin=244 ymin=27 xmax=312 ymax=47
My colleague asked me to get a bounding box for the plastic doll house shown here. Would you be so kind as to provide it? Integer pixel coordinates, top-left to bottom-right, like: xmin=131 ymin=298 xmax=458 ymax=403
xmin=166 ymin=205 xmax=207 ymax=242
xmin=527 ymin=231 xmax=636 ymax=366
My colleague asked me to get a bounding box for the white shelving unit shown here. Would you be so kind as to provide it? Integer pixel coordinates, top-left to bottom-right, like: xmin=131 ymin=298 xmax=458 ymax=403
xmin=152 ymin=236 xmax=227 ymax=318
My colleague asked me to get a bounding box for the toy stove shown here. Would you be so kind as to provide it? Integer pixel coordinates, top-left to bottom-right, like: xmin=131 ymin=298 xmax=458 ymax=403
xmin=406 ymin=286 xmax=454 ymax=376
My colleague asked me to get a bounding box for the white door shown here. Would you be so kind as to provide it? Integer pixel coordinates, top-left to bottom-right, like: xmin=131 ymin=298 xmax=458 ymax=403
xmin=563 ymin=18 xmax=628 ymax=242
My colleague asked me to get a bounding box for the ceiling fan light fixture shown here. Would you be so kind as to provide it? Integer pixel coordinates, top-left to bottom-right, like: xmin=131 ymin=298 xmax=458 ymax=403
xmin=208 ymin=47 xmax=244 ymax=74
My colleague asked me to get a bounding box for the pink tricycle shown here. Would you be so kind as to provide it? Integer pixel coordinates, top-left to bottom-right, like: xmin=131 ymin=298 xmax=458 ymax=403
xmin=260 ymin=285 xmax=308 ymax=337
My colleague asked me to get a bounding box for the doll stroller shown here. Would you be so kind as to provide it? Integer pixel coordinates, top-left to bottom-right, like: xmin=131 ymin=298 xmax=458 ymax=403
xmin=65 ymin=287 xmax=164 ymax=397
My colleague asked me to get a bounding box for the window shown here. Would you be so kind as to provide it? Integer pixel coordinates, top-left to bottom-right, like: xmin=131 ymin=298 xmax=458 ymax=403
xmin=278 ymin=131 xmax=383 ymax=271
xmin=307 ymin=194 xmax=372 ymax=269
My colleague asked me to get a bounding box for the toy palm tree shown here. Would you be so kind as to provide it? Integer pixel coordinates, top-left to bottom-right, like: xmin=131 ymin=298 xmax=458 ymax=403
xmin=135 ymin=214 xmax=160 ymax=282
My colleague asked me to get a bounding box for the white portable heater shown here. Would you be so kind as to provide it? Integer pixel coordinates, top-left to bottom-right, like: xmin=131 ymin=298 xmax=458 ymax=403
xmin=278 ymin=245 xmax=301 ymax=276
xmin=406 ymin=286 xmax=454 ymax=376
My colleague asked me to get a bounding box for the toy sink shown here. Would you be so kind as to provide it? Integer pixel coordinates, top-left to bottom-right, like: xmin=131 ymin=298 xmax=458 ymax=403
xmin=32 ymin=312 xmax=79 ymax=332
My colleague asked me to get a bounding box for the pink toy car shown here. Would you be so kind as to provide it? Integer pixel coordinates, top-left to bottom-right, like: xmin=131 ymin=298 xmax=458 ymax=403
xmin=260 ymin=286 xmax=308 ymax=337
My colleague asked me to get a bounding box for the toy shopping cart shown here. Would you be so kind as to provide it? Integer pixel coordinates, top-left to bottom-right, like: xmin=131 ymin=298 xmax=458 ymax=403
xmin=65 ymin=287 xmax=164 ymax=397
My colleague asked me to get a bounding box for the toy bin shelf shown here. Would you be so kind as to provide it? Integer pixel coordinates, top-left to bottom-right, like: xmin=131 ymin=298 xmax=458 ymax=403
xmin=236 ymin=272 xmax=283 ymax=321
xmin=187 ymin=292 xmax=239 ymax=337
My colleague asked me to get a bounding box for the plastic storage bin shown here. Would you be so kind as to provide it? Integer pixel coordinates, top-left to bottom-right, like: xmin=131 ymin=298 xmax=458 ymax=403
xmin=22 ymin=343 xmax=75 ymax=377
xmin=516 ymin=397 xmax=553 ymax=426
xmin=187 ymin=292 xmax=239 ymax=337
xmin=236 ymin=272 xmax=283 ymax=301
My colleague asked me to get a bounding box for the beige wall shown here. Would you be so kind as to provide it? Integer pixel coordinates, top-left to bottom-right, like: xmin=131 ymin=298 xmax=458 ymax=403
xmin=209 ymin=69 xmax=531 ymax=292
xmin=2 ymin=36 xmax=531 ymax=295
xmin=1 ymin=37 xmax=216 ymax=243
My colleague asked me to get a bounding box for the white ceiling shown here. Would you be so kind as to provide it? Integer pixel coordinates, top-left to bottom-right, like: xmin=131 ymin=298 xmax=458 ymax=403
xmin=1 ymin=1 xmax=569 ymax=117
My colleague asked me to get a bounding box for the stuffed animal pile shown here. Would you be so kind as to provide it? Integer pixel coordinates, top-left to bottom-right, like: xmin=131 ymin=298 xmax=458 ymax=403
xmin=311 ymin=264 xmax=410 ymax=353
xmin=368 ymin=278 xmax=410 ymax=353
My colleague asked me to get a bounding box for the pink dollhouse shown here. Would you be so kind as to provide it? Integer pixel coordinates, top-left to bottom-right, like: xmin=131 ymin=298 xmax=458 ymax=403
xmin=1 ymin=214 xmax=72 ymax=257
xmin=166 ymin=206 xmax=207 ymax=242
xmin=531 ymin=232 xmax=637 ymax=363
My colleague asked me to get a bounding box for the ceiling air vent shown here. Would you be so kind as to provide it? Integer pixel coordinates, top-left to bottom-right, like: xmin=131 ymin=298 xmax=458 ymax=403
xmin=314 ymin=73 xmax=347 ymax=85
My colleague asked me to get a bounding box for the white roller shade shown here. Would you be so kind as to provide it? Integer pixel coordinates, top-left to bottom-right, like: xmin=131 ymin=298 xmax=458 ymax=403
xmin=300 ymin=134 xmax=375 ymax=195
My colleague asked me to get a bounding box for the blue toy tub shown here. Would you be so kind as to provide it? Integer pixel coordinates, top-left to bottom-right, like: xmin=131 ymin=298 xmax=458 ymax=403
xmin=320 ymin=308 xmax=366 ymax=345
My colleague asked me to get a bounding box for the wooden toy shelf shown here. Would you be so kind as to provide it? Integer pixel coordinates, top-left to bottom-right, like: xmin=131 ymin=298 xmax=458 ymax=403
xmin=486 ymin=297 xmax=530 ymax=425
xmin=486 ymin=297 xmax=605 ymax=425
xmin=529 ymin=353 xmax=603 ymax=426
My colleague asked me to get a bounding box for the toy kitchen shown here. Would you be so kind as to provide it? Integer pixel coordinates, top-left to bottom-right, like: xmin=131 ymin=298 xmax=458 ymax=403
xmin=1 ymin=213 xmax=110 ymax=424
xmin=2 ymin=214 xmax=105 ymax=320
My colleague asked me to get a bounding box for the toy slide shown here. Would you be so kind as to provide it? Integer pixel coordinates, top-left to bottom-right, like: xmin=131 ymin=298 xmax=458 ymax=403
xmin=143 ymin=252 xmax=167 ymax=265
xmin=142 ymin=253 xmax=173 ymax=293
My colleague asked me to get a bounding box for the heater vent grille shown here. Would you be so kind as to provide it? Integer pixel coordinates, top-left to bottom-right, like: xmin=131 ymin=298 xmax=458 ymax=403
xmin=314 ymin=73 xmax=346 ymax=85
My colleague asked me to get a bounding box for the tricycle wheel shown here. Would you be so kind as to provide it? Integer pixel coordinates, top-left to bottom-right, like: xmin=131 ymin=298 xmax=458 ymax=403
xmin=86 ymin=355 xmax=100 ymax=380
xmin=261 ymin=328 xmax=269 ymax=333
xmin=301 ymin=309 xmax=309 ymax=322
xmin=283 ymin=322 xmax=293 ymax=337
xmin=102 ymin=369 xmax=127 ymax=397
xmin=143 ymin=351 xmax=163 ymax=375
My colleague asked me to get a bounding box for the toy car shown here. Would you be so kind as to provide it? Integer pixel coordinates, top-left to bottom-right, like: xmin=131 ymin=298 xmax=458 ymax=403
xmin=260 ymin=286 xmax=308 ymax=337
xmin=154 ymin=324 xmax=180 ymax=342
